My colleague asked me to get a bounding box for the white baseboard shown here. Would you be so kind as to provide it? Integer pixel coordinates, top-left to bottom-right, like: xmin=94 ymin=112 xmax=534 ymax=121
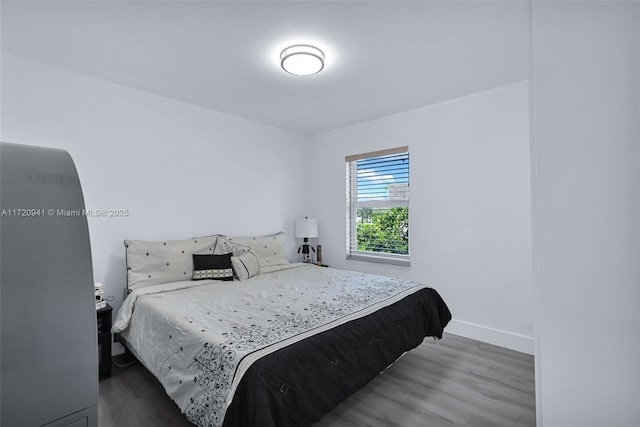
xmin=445 ymin=319 xmax=534 ymax=355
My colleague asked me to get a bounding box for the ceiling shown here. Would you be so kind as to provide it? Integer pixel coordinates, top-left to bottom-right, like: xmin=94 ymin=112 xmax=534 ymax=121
xmin=0 ymin=1 xmax=530 ymax=135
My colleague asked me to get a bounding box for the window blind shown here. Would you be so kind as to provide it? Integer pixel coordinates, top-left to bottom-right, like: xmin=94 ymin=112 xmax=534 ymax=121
xmin=345 ymin=147 xmax=410 ymax=265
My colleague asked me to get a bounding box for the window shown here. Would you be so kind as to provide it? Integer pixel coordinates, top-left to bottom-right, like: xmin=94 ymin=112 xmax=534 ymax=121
xmin=346 ymin=146 xmax=409 ymax=266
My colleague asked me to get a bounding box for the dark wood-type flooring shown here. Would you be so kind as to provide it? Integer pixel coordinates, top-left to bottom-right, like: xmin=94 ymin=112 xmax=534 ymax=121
xmin=98 ymin=333 xmax=535 ymax=427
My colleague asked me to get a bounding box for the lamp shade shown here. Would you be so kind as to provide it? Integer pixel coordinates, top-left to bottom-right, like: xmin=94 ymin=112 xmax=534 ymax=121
xmin=295 ymin=218 xmax=319 ymax=239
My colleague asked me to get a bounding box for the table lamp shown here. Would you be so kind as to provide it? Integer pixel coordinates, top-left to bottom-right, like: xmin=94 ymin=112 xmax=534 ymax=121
xmin=295 ymin=217 xmax=318 ymax=263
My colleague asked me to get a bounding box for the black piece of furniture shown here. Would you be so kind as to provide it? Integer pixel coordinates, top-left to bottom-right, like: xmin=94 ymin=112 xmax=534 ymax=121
xmin=97 ymin=304 xmax=113 ymax=378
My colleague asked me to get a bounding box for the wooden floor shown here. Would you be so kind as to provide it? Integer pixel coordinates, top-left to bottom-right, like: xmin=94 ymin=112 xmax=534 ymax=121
xmin=98 ymin=333 xmax=535 ymax=427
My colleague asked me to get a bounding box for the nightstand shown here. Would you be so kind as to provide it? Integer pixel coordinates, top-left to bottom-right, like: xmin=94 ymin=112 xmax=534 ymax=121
xmin=97 ymin=303 xmax=112 ymax=378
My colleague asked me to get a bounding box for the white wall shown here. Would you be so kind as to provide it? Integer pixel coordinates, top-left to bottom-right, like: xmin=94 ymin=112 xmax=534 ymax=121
xmin=531 ymin=1 xmax=640 ymax=426
xmin=0 ymin=54 xmax=309 ymax=316
xmin=308 ymin=81 xmax=534 ymax=354
xmin=1 ymin=54 xmax=535 ymax=358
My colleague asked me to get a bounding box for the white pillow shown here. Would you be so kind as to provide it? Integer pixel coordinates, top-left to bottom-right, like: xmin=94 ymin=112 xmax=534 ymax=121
xmin=231 ymin=252 xmax=261 ymax=280
xmin=125 ymin=236 xmax=217 ymax=290
xmin=224 ymin=232 xmax=289 ymax=268
xmin=213 ymin=235 xmax=251 ymax=256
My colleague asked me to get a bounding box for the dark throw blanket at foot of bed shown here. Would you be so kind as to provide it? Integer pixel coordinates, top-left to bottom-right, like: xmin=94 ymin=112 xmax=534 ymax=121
xmin=223 ymin=288 xmax=452 ymax=427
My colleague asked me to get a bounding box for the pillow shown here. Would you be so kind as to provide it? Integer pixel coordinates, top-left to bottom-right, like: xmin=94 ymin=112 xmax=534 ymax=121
xmin=223 ymin=232 xmax=289 ymax=268
xmin=231 ymin=252 xmax=261 ymax=281
xmin=125 ymin=235 xmax=218 ymax=290
xmin=192 ymin=253 xmax=233 ymax=281
xmin=214 ymin=236 xmax=251 ymax=257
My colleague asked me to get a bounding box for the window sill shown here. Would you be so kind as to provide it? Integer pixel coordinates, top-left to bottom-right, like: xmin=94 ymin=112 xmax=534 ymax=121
xmin=346 ymin=253 xmax=410 ymax=267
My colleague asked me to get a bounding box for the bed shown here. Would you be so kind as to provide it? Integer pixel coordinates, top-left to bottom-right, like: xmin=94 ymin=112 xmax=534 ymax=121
xmin=112 ymin=234 xmax=451 ymax=427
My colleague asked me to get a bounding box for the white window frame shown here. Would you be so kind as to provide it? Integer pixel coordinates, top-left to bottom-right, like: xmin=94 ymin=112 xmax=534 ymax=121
xmin=345 ymin=146 xmax=410 ymax=266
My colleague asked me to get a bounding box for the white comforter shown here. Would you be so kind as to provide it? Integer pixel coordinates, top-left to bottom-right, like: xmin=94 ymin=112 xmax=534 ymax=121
xmin=112 ymin=263 xmax=427 ymax=427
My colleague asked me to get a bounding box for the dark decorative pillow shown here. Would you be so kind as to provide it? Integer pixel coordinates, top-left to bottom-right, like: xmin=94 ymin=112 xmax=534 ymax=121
xmin=192 ymin=253 xmax=233 ymax=281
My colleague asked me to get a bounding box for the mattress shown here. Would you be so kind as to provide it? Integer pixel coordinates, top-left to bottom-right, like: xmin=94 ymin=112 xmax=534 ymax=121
xmin=112 ymin=263 xmax=451 ymax=427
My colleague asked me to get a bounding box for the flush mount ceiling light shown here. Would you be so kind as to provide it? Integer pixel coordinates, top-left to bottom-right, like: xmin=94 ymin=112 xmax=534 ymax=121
xmin=280 ymin=44 xmax=325 ymax=76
